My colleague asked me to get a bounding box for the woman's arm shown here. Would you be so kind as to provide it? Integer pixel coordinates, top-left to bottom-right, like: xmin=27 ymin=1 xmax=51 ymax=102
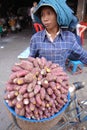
xmin=72 ymin=36 xmax=87 ymax=64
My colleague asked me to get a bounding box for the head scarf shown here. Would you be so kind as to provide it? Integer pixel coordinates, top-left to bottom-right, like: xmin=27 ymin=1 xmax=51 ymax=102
xmin=34 ymin=0 xmax=77 ymax=28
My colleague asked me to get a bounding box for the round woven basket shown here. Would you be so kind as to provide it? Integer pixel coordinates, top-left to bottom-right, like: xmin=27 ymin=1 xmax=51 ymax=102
xmin=4 ymin=92 xmax=70 ymax=130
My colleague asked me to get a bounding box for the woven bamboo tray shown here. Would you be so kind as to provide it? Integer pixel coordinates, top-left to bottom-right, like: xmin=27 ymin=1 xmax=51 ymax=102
xmin=4 ymin=93 xmax=70 ymax=130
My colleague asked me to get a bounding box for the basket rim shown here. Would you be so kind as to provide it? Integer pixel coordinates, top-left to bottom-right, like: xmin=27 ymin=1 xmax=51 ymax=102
xmin=4 ymin=92 xmax=70 ymax=123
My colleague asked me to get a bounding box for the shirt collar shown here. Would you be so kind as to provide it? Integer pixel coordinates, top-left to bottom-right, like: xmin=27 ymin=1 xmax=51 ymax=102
xmin=42 ymin=29 xmax=64 ymax=42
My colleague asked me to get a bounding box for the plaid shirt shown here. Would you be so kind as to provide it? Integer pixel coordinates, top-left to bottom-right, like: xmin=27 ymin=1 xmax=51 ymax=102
xmin=29 ymin=29 xmax=87 ymax=70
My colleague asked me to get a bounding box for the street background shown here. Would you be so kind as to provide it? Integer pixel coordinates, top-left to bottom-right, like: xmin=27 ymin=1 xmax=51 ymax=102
xmin=0 ymin=28 xmax=87 ymax=130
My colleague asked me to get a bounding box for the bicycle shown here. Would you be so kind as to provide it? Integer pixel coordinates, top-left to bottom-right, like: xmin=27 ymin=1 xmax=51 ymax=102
xmin=56 ymin=82 xmax=87 ymax=130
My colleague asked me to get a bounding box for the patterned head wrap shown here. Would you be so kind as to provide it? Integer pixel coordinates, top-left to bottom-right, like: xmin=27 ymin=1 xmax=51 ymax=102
xmin=34 ymin=0 xmax=77 ymax=27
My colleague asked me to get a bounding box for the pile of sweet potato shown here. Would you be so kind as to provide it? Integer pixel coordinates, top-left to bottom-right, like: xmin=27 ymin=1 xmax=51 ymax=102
xmin=4 ymin=57 xmax=69 ymax=120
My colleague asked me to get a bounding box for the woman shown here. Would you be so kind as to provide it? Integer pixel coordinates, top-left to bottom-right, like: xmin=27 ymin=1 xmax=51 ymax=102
xmin=29 ymin=0 xmax=87 ymax=70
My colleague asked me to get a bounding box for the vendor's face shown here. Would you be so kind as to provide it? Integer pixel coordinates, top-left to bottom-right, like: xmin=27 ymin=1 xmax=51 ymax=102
xmin=40 ymin=6 xmax=58 ymax=30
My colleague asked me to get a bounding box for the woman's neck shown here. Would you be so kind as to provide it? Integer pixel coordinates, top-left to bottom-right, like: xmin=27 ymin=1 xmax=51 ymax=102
xmin=46 ymin=26 xmax=59 ymax=40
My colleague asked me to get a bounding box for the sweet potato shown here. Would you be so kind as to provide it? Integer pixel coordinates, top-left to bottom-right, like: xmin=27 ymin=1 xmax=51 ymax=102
xmin=16 ymin=70 xmax=29 ymax=78
xmin=17 ymin=94 xmax=23 ymax=101
xmin=38 ymin=109 xmax=43 ymax=116
xmin=7 ymin=91 xmax=16 ymax=99
xmin=29 ymin=112 xmax=35 ymax=119
xmin=57 ymin=104 xmax=63 ymax=110
xmin=39 ymin=105 xmax=45 ymax=111
xmin=34 ymin=85 xmax=41 ymax=94
xmin=45 ymin=95 xmax=51 ymax=101
xmin=46 ymin=74 xmax=57 ymax=82
xmin=49 ymin=82 xmax=56 ymax=91
xmin=29 ymin=103 xmax=35 ymax=111
xmin=51 ymin=93 xmax=56 ymax=100
xmin=60 ymin=80 xmax=69 ymax=90
xmin=56 ymin=76 xmax=69 ymax=84
xmin=37 ymin=80 xmax=42 ymax=85
xmin=25 ymin=112 xmax=31 ymax=119
xmin=40 ymin=69 xmax=46 ymax=75
xmin=34 ymin=107 xmax=39 ymax=116
xmin=11 ymin=65 xmax=23 ymax=72
xmin=54 ymin=89 xmax=61 ymax=96
xmin=13 ymin=85 xmax=21 ymax=91
xmin=40 ymin=87 xmax=46 ymax=100
xmin=19 ymin=84 xmax=27 ymax=95
xmin=47 ymin=88 xmax=53 ymax=95
xmin=50 ymin=63 xmax=59 ymax=69
xmin=41 ymin=101 xmax=46 ymax=107
xmin=41 ymin=79 xmax=49 ymax=88
xmin=23 ymin=98 xmax=29 ymax=105
xmin=11 ymin=98 xmax=17 ymax=106
xmin=49 ymin=99 xmax=54 ymax=106
xmin=14 ymin=91 xmax=19 ymax=96
xmin=13 ymin=77 xmax=25 ymax=85
xmin=17 ymin=78 xmax=25 ymax=85
xmin=23 ymin=93 xmax=29 ymax=98
xmin=15 ymin=107 xmax=25 ymax=116
xmin=27 ymin=83 xmax=34 ymax=92
xmin=52 ymin=107 xmax=58 ymax=113
xmin=57 ymin=98 xmax=65 ymax=106
xmin=13 ymin=78 xmax=18 ymax=84
xmin=63 ymin=98 xmax=68 ymax=103
xmin=44 ymin=109 xmax=51 ymax=118
xmin=37 ymin=74 xmax=43 ymax=81
xmin=60 ymin=87 xmax=68 ymax=94
xmin=16 ymin=101 xmax=24 ymax=109
xmin=34 ymin=114 xmax=40 ymax=120
xmin=44 ymin=61 xmax=52 ymax=68
xmin=4 ymin=57 xmax=70 ymax=119
xmin=9 ymin=72 xmax=18 ymax=81
xmin=28 ymin=56 xmax=35 ymax=62
xmin=56 ymin=77 xmax=63 ymax=83
xmin=36 ymin=57 xmax=44 ymax=69
xmin=51 ymin=67 xmax=63 ymax=73
xmin=56 ymin=83 xmax=61 ymax=89
xmin=45 ymin=67 xmax=51 ymax=73
xmin=8 ymin=100 xmax=14 ymax=107
xmin=24 ymin=73 xmax=35 ymax=83
xmin=41 ymin=57 xmax=47 ymax=67
xmin=5 ymin=83 xmax=14 ymax=92
xmin=16 ymin=60 xmax=33 ymax=71
xmin=33 ymin=59 xmax=39 ymax=67
xmin=35 ymin=94 xmax=42 ymax=105
xmin=28 ymin=92 xmax=34 ymax=98
xmin=9 ymin=70 xmax=28 ymax=81
xmin=4 ymin=92 xmax=9 ymax=100
xmin=25 ymin=105 xmax=32 ymax=113
xmin=32 ymin=80 xmax=37 ymax=87
xmin=29 ymin=97 xmax=36 ymax=104
xmin=52 ymin=71 xmax=67 ymax=77
xmin=61 ymin=94 xmax=67 ymax=99
xmin=32 ymin=67 xmax=40 ymax=76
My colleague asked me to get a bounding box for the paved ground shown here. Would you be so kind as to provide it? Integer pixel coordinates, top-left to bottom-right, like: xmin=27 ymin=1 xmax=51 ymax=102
xmin=0 ymin=29 xmax=87 ymax=130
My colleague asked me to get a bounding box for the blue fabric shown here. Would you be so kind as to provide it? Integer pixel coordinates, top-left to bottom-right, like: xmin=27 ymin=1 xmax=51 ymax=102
xmin=29 ymin=29 xmax=87 ymax=70
xmin=34 ymin=0 xmax=77 ymax=27
xmin=69 ymin=15 xmax=78 ymax=30
xmin=18 ymin=47 xmax=30 ymax=59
